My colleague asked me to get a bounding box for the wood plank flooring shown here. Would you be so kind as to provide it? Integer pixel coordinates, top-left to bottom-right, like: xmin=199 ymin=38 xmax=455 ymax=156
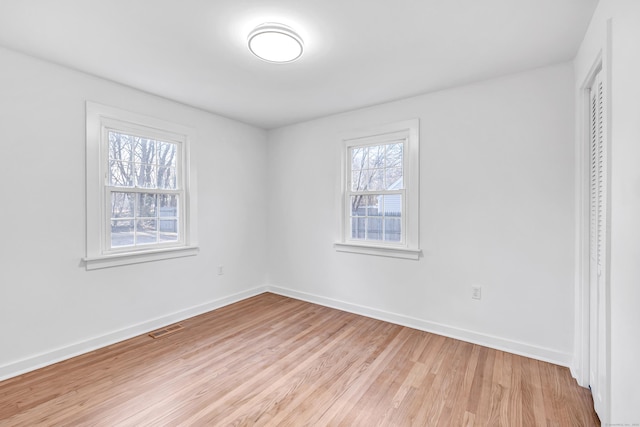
xmin=0 ymin=293 xmax=600 ymax=426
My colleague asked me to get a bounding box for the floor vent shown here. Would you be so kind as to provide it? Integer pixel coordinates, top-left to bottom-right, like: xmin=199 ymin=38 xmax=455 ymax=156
xmin=149 ymin=324 xmax=183 ymax=339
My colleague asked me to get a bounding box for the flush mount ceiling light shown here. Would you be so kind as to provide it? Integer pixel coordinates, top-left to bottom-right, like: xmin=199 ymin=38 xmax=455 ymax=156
xmin=248 ymin=23 xmax=304 ymax=63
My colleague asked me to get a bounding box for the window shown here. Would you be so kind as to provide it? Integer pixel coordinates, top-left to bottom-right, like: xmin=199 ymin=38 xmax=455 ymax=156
xmin=108 ymin=131 xmax=181 ymax=248
xmin=335 ymin=119 xmax=420 ymax=259
xmin=84 ymin=102 xmax=198 ymax=270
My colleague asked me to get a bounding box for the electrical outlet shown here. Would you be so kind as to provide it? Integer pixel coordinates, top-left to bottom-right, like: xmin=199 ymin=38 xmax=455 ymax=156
xmin=471 ymin=285 xmax=482 ymax=300
xmin=217 ymin=265 xmax=224 ymax=275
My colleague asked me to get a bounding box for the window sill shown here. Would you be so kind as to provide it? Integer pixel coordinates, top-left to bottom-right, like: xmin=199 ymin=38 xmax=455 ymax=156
xmin=334 ymin=242 xmax=421 ymax=260
xmin=83 ymin=246 xmax=199 ymax=270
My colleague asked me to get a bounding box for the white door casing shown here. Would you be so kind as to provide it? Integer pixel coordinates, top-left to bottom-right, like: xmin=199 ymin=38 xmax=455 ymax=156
xmin=588 ymin=69 xmax=608 ymax=420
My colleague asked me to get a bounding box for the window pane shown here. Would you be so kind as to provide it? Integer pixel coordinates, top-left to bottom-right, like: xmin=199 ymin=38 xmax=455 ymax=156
xmin=351 ymin=147 xmax=367 ymax=171
xmin=109 ymin=132 xmax=132 ymax=162
xmin=135 ymin=163 xmax=157 ymax=188
xmin=134 ymin=137 xmax=156 ymax=164
xmin=351 ymin=217 xmax=366 ymax=239
xmin=351 ymin=195 xmax=379 ymax=216
xmin=384 ymin=218 xmax=402 ymax=242
xmin=157 ymin=167 xmax=177 ymax=189
xmin=159 ymin=195 xmax=178 ymax=217
xmin=137 ymin=193 xmax=157 ymax=217
xmin=351 ymin=169 xmax=370 ymax=191
xmin=367 ymin=169 xmax=385 ymax=191
xmin=364 ymin=195 xmax=380 ymax=216
xmin=160 ymin=219 xmax=179 ymax=242
xmin=157 ymin=141 xmax=177 ymax=169
xmin=111 ymin=220 xmax=134 ymax=247
xmin=383 ymin=194 xmax=402 ymax=216
xmin=385 ymin=168 xmax=403 ymax=190
xmin=111 ymin=192 xmax=134 ymax=218
xmin=368 ymin=218 xmax=383 ymax=240
xmin=368 ymin=145 xmax=385 ymax=168
xmin=110 ymin=160 xmax=134 ymax=187
xmin=350 ymin=195 xmax=364 ymax=216
xmin=136 ymin=219 xmax=157 ymax=244
xmin=385 ymin=143 xmax=403 ymax=168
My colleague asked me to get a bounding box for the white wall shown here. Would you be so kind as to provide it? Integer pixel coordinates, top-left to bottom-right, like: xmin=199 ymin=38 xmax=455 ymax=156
xmin=574 ymin=0 xmax=640 ymax=423
xmin=0 ymin=47 xmax=268 ymax=379
xmin=266 ymin=63 xmax=576 ymax=365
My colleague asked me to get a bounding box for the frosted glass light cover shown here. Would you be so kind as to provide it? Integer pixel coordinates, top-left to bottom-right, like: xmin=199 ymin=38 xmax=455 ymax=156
xmin=248 ymin=23 xmax=303 ymax=63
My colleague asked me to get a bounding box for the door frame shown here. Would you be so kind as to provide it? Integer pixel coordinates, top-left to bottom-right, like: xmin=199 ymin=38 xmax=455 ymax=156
xmin=573 ymin=47 xmax=611 ymax=421
xmin=572 ymin=53 xmax=599 ymax=389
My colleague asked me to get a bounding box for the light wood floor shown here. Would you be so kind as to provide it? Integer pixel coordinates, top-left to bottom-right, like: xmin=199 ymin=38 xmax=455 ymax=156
xmin=0 ymin=293 xmax=599 ymax=426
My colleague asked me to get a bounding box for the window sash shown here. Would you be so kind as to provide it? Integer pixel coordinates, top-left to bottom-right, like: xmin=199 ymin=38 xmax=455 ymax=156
xmin=345 ymin=189 xmax=406 ymax=245
xmin=105 ymin=188 xmax=185 ymax=253
xmin=100 ymin=125 xmax=187 ymax=254
xmin=104 ymin=127 xmax=182 ymax=183
xmin=345 ymin=135 xmax=408 ymax=246
xmin=345 ymin=190 xmax=406 ymax=246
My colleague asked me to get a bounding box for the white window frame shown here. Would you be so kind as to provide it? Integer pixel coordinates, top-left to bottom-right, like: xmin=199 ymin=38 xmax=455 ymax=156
xmin=335 ymin=119 xmax=420 ymax=260
xmin=84 ymin=102 xmax=198 ymax=270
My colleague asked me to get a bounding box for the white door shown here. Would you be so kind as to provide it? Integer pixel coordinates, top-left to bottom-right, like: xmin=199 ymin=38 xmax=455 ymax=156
xmin=588 ymin=70 xmax=607 ymax=419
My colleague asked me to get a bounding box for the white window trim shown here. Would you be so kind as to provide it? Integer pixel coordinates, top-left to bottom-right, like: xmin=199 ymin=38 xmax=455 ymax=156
xmin=84 ymin=102 xmax=198 ymax=270
xmin=335 ymin=119 xmax=420 ymax=260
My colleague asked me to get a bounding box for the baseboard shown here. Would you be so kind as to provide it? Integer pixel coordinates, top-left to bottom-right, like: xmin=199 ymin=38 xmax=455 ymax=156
xmin=266 ymin=285 xmax=573 ymax=367
xmin=0 ymin=286 xmax=268 ymax=382
xmin=1 ymin=284 xmax=573 ymax=382
xmin=570 ymin=362 xmax=589 ymax=388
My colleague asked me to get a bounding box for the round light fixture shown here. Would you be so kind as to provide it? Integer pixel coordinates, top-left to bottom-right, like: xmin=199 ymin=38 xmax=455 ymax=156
xmin=248 ymin=23 xmax=304 ymax=63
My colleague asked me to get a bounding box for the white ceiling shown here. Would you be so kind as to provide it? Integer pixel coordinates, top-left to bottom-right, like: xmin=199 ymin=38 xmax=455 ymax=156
xmin=0 ymin=0 xmax=597 ymax=129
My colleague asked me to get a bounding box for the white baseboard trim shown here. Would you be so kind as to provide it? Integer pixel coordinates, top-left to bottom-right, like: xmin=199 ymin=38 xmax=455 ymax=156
xmin=0 ymin=286 xmax=268 ymax=382
xmin=570 ymin=362 xmax=589 ymax=388
xmin=266 ymin=285 xmax=572 ymax=367
xmin=1 ymin=284 xmax=573 ymax=382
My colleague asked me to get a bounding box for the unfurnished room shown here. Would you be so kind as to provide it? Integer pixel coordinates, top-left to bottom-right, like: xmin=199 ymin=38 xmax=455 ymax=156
xmin=0 ymin=0 xmax=639 ymax=425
